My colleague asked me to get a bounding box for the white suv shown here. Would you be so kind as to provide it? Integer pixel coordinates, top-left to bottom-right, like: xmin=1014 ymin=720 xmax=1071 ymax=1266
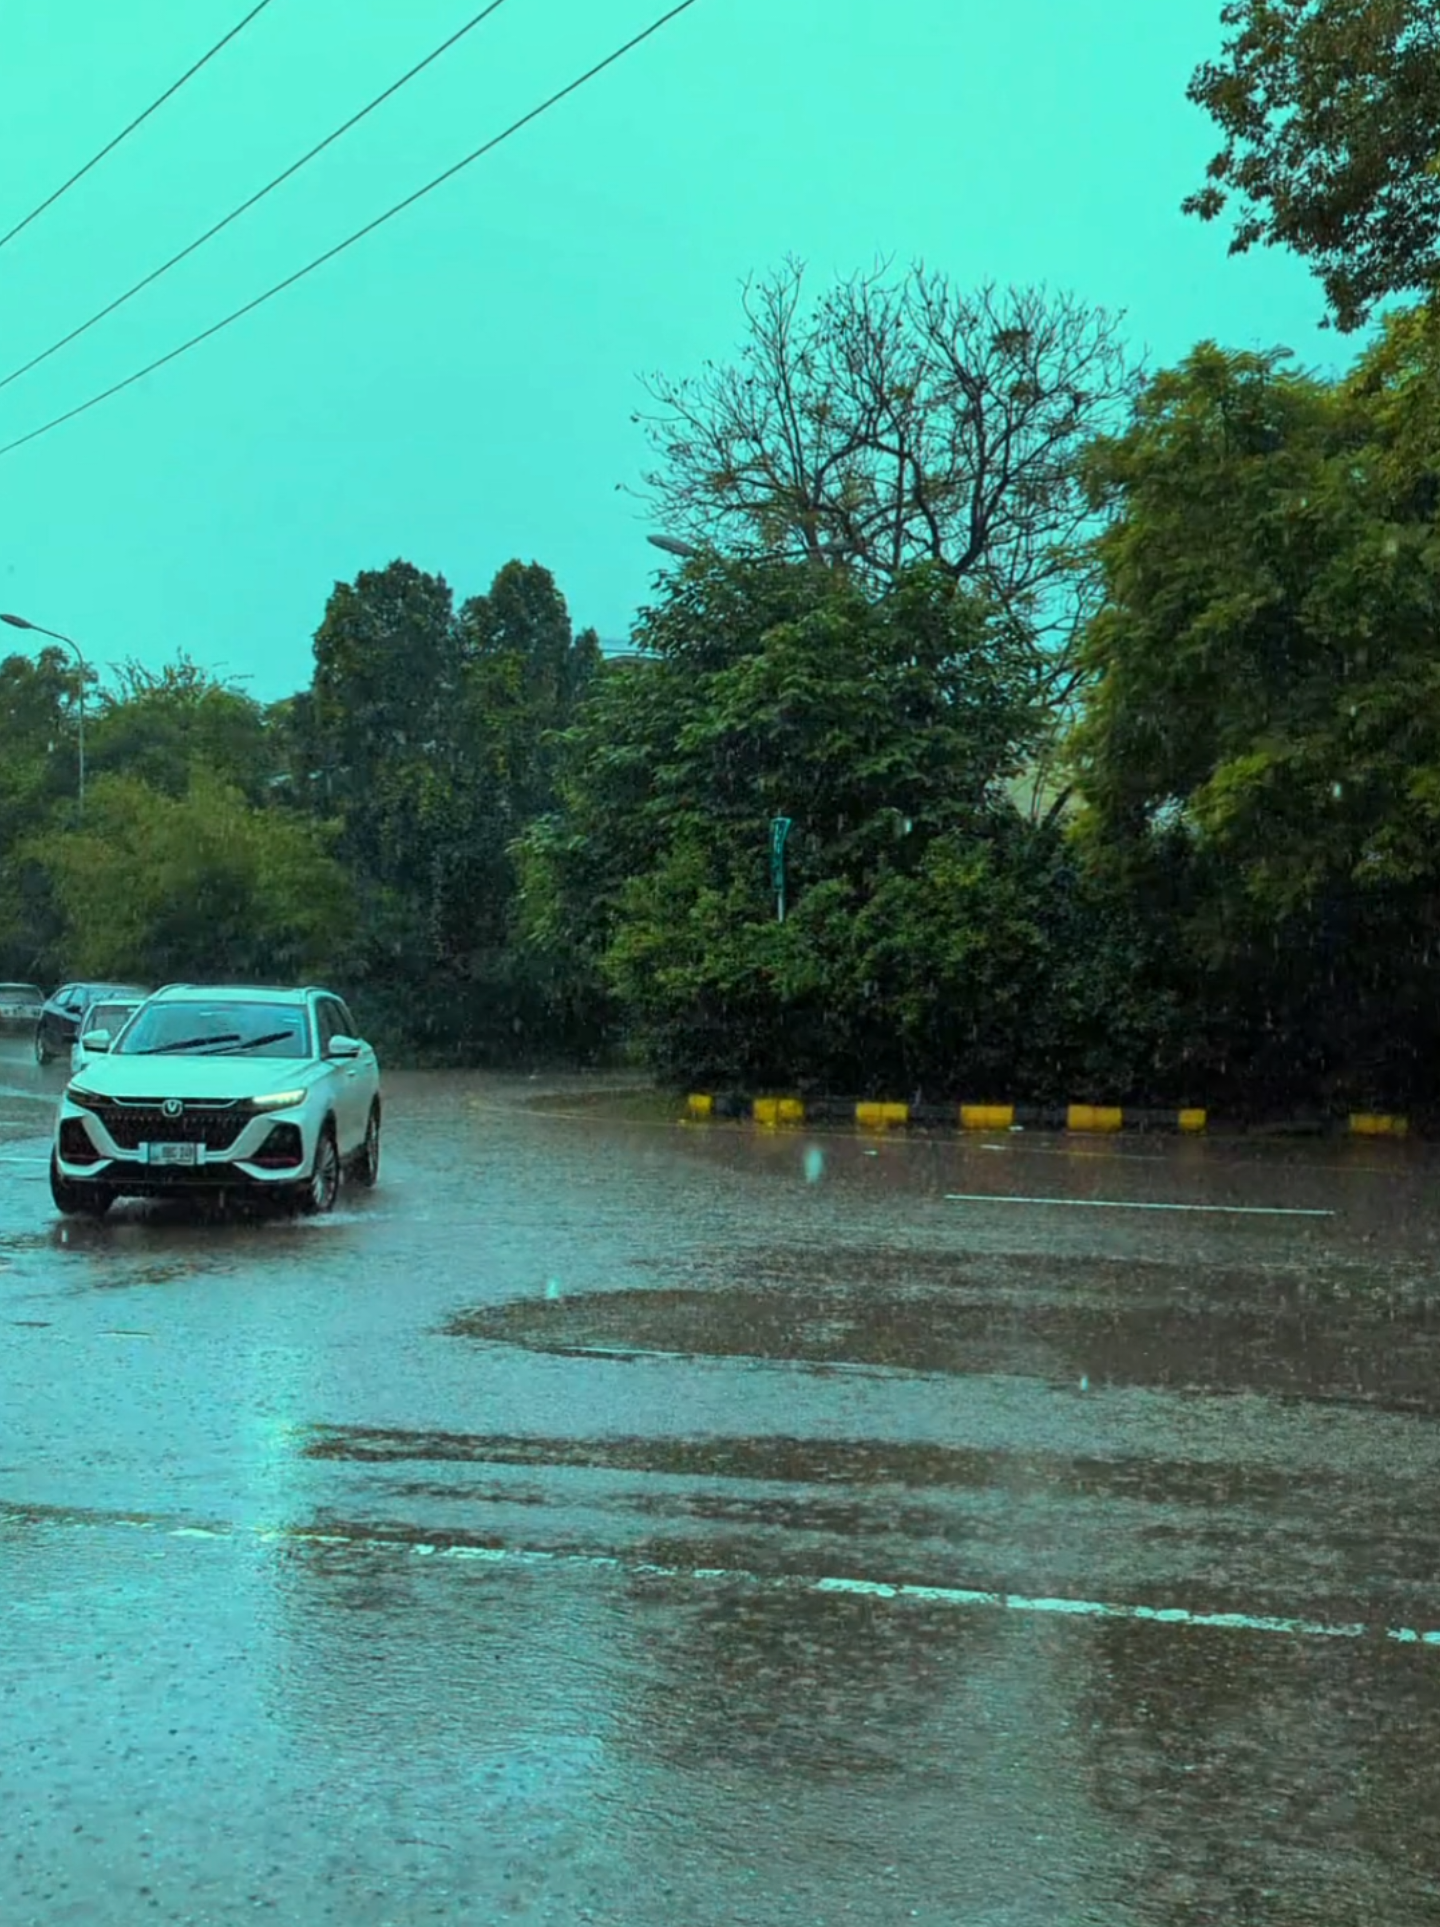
xmin=50 ymin=983 xmax=381 ymax=1219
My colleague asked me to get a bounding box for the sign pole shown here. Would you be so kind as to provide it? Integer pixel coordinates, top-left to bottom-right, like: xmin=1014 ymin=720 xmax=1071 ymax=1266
xmin=769 ymin=815 xmax=792 ymax=924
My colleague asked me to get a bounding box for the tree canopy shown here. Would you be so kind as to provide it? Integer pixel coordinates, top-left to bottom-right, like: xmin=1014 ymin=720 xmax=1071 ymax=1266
xmin=628 ymin=257 xmax=1140 ymax=709
xmin=1184 ymin=0 xmax=1440 ymax=332
xmin=1070 ymin=307 xmax=1440 ymax=1106
xmin=518 ymin=555 xmax=1161 ymax=1094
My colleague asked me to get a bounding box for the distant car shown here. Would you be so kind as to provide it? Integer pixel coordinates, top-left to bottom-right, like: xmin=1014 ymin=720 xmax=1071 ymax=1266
xmin=35 ymin=982 xmax=150 ymax=1065
xmin=50 ymin=982 xmax=382 ymax=1219
xmin=0 ymin=982 xmax=44 ymax=1030
xmin=70 ymin=996 xmax=145 ymax=1074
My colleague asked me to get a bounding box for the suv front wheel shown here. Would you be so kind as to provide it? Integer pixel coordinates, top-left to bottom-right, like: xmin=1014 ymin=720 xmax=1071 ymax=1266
xmin=50 ymin=1153 xmax=112 ymax=1218
xmin=301 ymin=1123 xmax=341 ymax=1215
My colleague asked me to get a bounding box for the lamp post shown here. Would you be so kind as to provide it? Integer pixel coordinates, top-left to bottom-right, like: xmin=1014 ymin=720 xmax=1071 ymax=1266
xmin=1 ymin=612 xmax=87 ymax=815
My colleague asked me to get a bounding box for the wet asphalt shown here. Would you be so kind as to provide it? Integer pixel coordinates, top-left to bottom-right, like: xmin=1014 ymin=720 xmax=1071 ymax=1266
xmin=3 ymin=1039 xmax=1440 ymax=1924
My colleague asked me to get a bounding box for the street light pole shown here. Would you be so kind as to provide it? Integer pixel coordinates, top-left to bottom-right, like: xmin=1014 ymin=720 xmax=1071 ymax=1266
xmin=0 ymin=612 xmax=87 ymax=816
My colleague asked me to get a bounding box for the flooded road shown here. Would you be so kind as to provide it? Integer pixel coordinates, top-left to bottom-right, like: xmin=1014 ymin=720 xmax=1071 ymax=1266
xmin=3 ymin=1041 xmax=1440 ymax=1924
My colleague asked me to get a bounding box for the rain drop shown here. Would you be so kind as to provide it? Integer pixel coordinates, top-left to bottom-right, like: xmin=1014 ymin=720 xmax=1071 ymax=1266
xmin=803 ymin=1145 xmax=824 ymax=1184
xmin=545 ymin=1279 xmax=561 ymax=1300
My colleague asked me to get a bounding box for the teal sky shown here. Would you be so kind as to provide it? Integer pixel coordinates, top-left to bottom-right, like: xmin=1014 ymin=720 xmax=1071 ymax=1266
xmin=1 ymin=0 xmax=1337 ymax=704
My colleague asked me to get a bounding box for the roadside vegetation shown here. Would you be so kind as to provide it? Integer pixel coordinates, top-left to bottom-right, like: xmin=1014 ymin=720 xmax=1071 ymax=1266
xmin=3 ymin=0 xmax=1437 ymax=1115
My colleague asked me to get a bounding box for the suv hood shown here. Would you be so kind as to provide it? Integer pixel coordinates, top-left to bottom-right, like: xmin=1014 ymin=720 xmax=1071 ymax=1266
xmin=68 ymin=1055 xmax=320 ymax=1101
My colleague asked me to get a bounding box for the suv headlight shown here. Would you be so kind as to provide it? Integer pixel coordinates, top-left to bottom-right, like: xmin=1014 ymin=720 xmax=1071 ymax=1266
xmin=250 ymin=1089 xmax=307 ymax=1112
xmin=65 ymin=1083 xmax=103 ymax=1109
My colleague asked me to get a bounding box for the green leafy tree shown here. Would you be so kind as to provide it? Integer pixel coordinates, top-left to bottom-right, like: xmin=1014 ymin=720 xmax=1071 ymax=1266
xmin=0 ymin=648 xmax=81 ymax=974
xmin=521 ymin=555 xmax=1160 ymax=1092
xmin=24 ymin=767 xmax=354 ymax=985
xmin=309 ymin=559 xmax=463 ymax=883
xmin=88 ymin=654 xmax=280 ymax=802
xmin=1184 ymin=0 xmax=1440 ymax=332
xmin=1070 ymin=317 xmax=1440 ymax=1107
xmin=302 ymin=555 xmax=604 ymax=1060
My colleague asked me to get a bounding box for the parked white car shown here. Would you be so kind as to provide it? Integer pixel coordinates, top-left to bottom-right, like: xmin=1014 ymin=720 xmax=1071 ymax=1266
xmin=70 ymin=996 xmax=144 ymax=1073
xmin=0 ymin=982 xmax=44 ymax=1030
xmin=50 ymin=982 xmax=381 ymax=1219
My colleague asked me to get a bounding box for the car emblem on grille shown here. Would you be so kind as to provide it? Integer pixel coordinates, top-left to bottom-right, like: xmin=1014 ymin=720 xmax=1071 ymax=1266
xmin=162 ymin=1098 xmax=183 ymax=1118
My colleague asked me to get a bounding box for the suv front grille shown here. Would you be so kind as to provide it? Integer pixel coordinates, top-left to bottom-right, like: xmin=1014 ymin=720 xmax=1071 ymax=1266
xmin=93 ymin=1103 xmax=245 ymax=1153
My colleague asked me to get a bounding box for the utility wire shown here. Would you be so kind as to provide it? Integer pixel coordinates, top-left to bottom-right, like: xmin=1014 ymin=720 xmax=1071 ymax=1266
xmin=0 ymin=0 xmax=701 ymax=462
xmin=0 ymin=0 xmax=515 ymax=398
xmin=0 ymin=0 xmax=279 ymax=255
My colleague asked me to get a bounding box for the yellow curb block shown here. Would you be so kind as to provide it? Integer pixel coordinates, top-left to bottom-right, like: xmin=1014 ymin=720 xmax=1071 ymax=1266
xmin=685 ymin=1098 xmax=1412 ymax=1138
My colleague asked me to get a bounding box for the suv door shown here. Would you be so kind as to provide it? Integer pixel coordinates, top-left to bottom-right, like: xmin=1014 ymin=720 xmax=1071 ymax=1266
xmin=315 ymin=997 xmax=364 ymax=1152
xmin=334 ymin=999 xmax=378 ymax=1134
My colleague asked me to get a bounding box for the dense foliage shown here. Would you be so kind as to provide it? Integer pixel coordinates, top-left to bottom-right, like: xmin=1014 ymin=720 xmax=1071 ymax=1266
xmin=1183 ymin=0 xmax=1440 ymax=333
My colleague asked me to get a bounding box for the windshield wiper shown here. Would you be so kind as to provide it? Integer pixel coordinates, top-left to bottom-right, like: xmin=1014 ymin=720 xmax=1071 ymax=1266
xmin=202 ymin=1031 xmax=300 ymax=1055
xmin=139 ymin=1033 xmax=242 ymax=1054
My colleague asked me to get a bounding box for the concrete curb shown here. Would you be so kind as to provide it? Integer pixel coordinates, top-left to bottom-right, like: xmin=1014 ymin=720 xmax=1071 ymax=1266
xmin=684 ymin=1095 xmax=1411 ymax=1138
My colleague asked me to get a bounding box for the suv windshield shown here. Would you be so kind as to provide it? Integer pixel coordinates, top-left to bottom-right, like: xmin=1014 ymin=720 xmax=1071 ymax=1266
xmin=118 ymin=1001 xmax=311 ymax=1058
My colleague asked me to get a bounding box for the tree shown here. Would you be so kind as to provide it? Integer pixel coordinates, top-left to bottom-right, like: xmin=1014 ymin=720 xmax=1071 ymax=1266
xmin=626 ymin=257 xmax=1141 ymax=708
xmin=1069 ymin=317 xmax=1440 ymax=1108
xmin=301 ymin=555 xmax=605 ymax=1060
xmin=458 ymin=559 xmax=603 ymax=827
xmin=1183 ymin=0 xmax=1440 ymax=332
xmin=0 ymin=648 xmax=81 ymax=974
xmin=309 ymin=559 xmax=463 ymax=883
xmin=24 ymin=767 xmax=354 ymax=985
xmin=88 ymin=654 xmax=280 ymax=802
xmin=519 ymin=555 xmax=1160 ymax=1093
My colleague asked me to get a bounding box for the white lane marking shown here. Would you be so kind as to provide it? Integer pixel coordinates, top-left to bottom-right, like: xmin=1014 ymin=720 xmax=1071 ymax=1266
xmin=945 ymin=1192 xmax=1334 ymax=1217
xmin=2 ymin=1504 xmax=1431 ymax=1646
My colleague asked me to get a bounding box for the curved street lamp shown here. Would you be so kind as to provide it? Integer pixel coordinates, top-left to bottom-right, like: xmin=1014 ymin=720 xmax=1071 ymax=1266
xmin=1 ymin=612 xmax=87 ymax=815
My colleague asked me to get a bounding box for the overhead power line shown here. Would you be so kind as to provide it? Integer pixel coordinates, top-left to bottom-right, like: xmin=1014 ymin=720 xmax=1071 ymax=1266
xmin=0 ymin=0 xmax=279 ymax=255
xmin=0 ymin=0 xmax=515 ymax=399
xmin=0 ymin=0 xmax=702 ymax=462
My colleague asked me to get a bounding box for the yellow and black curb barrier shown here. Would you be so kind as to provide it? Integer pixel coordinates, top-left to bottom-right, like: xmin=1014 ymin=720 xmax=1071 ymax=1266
xmin=685 ymin=1095 xmax=1411 ymax=1138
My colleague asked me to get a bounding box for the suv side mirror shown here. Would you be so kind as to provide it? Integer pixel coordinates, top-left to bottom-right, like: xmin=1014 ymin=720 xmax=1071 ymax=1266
xmin=326 ymin=1034 xmax=363 ymax=1060
xmin=79 ymin=1029 xmax=112 ymax=1052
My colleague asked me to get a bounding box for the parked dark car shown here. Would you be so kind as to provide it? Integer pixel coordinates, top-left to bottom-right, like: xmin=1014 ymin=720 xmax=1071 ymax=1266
xmin=35 ymin=982 xmax=150 ymax=1065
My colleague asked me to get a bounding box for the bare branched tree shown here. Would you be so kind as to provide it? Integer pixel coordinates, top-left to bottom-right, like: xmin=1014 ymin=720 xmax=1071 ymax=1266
xmin=623 ymin=255 xmax=1143 ymax=708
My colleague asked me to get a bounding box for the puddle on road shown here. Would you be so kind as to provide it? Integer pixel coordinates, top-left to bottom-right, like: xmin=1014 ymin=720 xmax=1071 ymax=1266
xmin=299 ymin=1422 xmax=1354 ymax=1514
xmin=442 ymin=1253 xmax=1440 ymax=1413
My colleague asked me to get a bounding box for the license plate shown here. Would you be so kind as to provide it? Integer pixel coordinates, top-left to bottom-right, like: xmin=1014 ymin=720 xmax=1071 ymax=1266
xmin=146 ymin=1141 xmax=198 ymax=1166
